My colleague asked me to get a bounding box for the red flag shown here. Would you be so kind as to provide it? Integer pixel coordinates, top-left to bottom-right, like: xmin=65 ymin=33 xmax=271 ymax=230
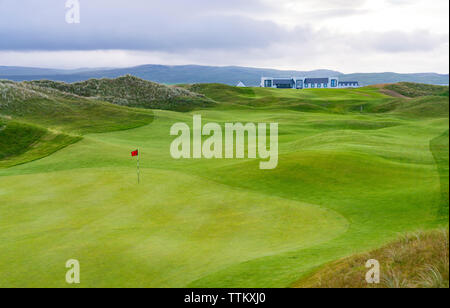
xmin=131 ymin=150 xmax=139 ymax=157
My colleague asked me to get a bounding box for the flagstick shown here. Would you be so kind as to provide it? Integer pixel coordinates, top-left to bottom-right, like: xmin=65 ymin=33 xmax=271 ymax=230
xmin=137 ymin=148 xmax=140 ymax=184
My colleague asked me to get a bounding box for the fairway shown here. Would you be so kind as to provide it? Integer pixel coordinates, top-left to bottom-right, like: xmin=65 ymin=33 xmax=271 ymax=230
xmin=0 ymin=85 xmax=448 ymax=287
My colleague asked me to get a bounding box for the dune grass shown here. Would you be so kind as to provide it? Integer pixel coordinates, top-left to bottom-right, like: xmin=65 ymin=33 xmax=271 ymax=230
xmin=293 ymin=229 xmax=449 ymax=288
xmin=0 ymin=84 xmax=448 ymax=287
xmin=385 ymin=82 xmax=449 ymax=98
xmin=29 ymin=75 xmax=216 ymax=112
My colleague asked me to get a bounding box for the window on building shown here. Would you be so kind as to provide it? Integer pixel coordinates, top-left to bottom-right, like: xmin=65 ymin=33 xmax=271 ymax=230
xmin=264 ymin=80 xmax=272 ymax=87
xmin=276 ymin=84 xmax=292 ymax=89
xmin=331 ymin=79 xmax=337 ymax=87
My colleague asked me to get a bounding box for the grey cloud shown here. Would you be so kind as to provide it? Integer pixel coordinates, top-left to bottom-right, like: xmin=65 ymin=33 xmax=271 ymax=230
xmin=0 ymin=0 xmax=306 ymax=51
xmin=358 ymin=30 xmax=447 ymax=53
xmin=292 ymin=0 xmax=368 ymax=9
xmin=386 ymin=0 xmax=419 ymax=5
xmin=0 ymin=0 xmax=446 ymax=56
xmin=308 ymin=8 xmax=371 ymax=19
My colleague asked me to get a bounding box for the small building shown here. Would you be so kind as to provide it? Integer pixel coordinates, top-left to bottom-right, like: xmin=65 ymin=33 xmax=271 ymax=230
xmin=338 ymin=81 xmax=359 ymax=88
xmin=236 ymin=81 xmax=246 ymax=87
xmin=261 ymin=77 xmax=359 ymax=89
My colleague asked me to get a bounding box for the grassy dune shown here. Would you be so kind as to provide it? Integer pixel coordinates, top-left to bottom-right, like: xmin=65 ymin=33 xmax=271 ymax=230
xmin=0 ymin=83 xmax=448 ymax=287
xmin=0 ymin=80 xmax=155 ymax=134
xmin=0 ymin=80 xmax=154 ymax=167
xmin=30 ymin=75 xmax=215 ymax=112
xmin=294 ymin=229 xmax=449 ymax=288
xmin=384 ymin=82 xmax=449 ymax=98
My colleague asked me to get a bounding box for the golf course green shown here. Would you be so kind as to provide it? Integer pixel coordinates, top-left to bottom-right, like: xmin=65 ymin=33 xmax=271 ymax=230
xmin=0 ymin=81 xmax=448 ymax=287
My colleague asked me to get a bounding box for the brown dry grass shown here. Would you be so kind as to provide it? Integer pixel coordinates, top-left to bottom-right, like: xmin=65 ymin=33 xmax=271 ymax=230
xmin=293 ymin=229 xmax=449 ymax=288
xmin=368 ymin=84 xmax=410 ymax=99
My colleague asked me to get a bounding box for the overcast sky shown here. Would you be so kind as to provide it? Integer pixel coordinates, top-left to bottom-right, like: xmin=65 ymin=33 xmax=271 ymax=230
xmin=0 ymin=0 xmax=448 ymax=73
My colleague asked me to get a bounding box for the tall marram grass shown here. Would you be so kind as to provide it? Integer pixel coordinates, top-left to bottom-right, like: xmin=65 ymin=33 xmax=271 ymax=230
xmin=294 ymin=229 xmax=449 ymax=288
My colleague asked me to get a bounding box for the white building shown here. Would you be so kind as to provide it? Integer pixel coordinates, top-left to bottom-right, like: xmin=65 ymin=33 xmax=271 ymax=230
xmin=260 ymin=77 xmax=359 ymax=89
xmin=236 ymin=81 xmax=246 ymax=87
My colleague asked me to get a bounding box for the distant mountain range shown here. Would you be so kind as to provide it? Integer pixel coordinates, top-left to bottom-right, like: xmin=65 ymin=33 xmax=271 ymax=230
xmin=0 ymin=65 xmax=448 ymax=86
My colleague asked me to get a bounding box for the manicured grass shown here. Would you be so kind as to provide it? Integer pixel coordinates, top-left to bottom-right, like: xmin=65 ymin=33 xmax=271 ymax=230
xmin=0 ymin=84 xmax=448 ymax=287
xmin=430 ymin=130 xmax=449 ymax=219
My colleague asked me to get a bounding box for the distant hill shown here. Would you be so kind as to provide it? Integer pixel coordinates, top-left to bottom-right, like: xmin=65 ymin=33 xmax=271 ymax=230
xmin=0 ymin=66 xmax=108 ymax=76
xmin=2 ymin=64 xmax=447 ymax=86
xmin=343 ymin=73 xmax=449 ymax=87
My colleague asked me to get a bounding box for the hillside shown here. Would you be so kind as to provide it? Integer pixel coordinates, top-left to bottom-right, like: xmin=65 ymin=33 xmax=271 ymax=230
xmin=0 ymin=119 xmax=80 ymax=168
xmin=29 ymin=75 xmax=216 ymax=112
xmin=0 ymin=65 xmax=448 ymax=86
xmin=383 ymin=82 xmax=449 ymax=98
xmin=0 ymin=79 xmax=154 ymax=134
xmin=0 ymin=79 xmax=154 ymax=167
xmin=293 ymin=229 xmax=449 ymax=288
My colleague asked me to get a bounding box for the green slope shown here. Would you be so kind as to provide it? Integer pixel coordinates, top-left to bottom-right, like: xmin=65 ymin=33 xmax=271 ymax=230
xmin=430 ymin=130 xmax=449 ymax=219
xmin=0 ymin=119 xmax=46 ymax=160
xmin=0 ymin=84 xmax=448 ymax=287
xmin=0 ymin=119 xmax=80 ymax=168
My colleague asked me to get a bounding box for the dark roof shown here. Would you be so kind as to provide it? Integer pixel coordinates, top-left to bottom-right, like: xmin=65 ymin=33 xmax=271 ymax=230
xmin=273 ymin=79 xmax=294 ymax=85
xmin=305 ymin=78 xmax=329 ymax=84
xmin=339 ymin=81 xmax=359 ymax=84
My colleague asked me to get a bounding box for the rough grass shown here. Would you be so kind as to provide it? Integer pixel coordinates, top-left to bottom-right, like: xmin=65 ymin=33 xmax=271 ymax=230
xmin=293 ymin=229 xmax=449 ymax=288
xmin=385 ymin=82 xmax=449 ymax=98
xmin=29 ymin=75 xmax=216 ymax=112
